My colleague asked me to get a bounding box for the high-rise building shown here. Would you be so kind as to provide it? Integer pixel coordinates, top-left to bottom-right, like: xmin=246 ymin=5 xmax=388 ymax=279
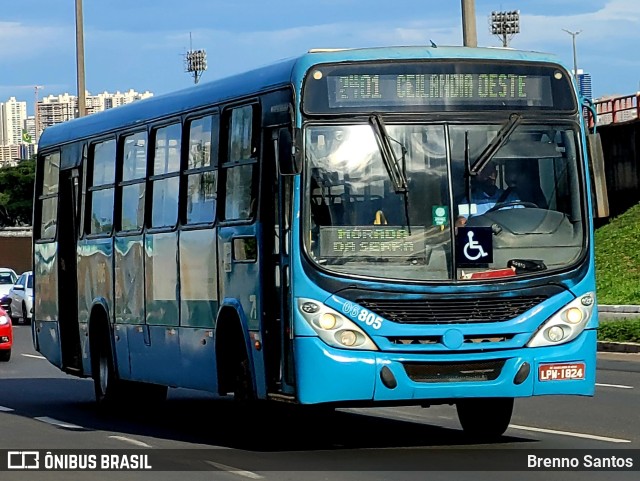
xmin=23 ymin=116 xmax=36 ymax=144
xmin=577 ymin=69 xmax=592 ymax=101
xmin=37 ymin=90 xmax=154 ymax=134
xmin=0 ymin=144 xmax=22 ymax=165
xmin=38 ymin=93 xmax=77 ymax=130
xmin=0 ymin=97 xmax=28 ymax=146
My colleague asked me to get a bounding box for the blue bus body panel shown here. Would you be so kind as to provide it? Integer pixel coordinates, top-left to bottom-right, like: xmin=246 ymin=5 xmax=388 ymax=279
xmin=178 ymin=328 xmax=217 ymax=392
xmin=295 ymin=330 xmax=596 ymax=405
xmin=128 ymin=325 xmax=181 ymax=386
xmin=36 ymin=320 xmax=63 ymax=369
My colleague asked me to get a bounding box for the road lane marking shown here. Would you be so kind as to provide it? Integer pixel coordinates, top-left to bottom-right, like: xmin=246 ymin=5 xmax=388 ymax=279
xmin=35 ymin=417 xmax=84 ymax=430
xmin=509 ymin=424 xmax=631 ymax=443
xmin=21 ymin=354 xmax=46 ymax=359
xmin=108 ymin=435 xmax=152 ymax=448
xmin=204 ymin=460 xmax=263 ymax=479
xmin=0 ymin=406 xmax=14 ymax=412
xmin=596 ymin=383 xmax=633 ymax=389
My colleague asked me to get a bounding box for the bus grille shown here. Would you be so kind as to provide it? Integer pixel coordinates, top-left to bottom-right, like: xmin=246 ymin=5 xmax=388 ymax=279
xmin=358 ymin=296 xmax=546 ymax=324
xmin=389 ymin=334 xmax=514 ymax=345
xmin=403 ymin=360 xmax=506 ymax=383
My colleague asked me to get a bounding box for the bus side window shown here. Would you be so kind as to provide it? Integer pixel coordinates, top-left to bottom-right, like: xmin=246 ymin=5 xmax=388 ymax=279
xmin=222 ymin=105 xmax=258 ymax=221
xmin=120 ymin=131 xmax=147 ymax=232
xmin=151 ymin=123 xmax=181 ymax=228
xmin=87 ymin=139 xmax=116 ymax=235
xmin=38 ymin=151 xmax=60 ymax=240
xmin=184 ymin=114 xmax=218 ymax=225
xmin=223 ymin=164 xmax=255 ymax=220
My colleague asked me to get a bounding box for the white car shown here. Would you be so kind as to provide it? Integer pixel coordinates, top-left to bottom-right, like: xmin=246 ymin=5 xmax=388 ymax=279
xmin=8 ymin=271 xmax=33 ymax=324
xmin=0 ymin=268 xmax=18 ymax=297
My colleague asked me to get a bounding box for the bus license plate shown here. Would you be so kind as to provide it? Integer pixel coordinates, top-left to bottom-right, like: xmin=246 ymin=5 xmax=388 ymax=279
xmin=538 ymin=362 xmax=585 ymax=381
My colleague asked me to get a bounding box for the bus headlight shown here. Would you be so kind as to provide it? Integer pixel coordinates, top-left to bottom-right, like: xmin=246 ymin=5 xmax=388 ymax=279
xmin=319 ymin=313 xmax=337 ymax=330
xmin=297 ymin=298 xmax=378 ymax=351
xmin=527 ymin=292 xmax=595 ymax=348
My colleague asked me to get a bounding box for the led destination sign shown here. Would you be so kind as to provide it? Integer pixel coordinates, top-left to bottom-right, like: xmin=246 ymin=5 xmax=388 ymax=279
xmin=337 ymin=73 xmax=531 ymax=101
xmin=303 ymin=61 xmax=576 ymax=113
xmin=329 ymin=73 xmax=551 ymax=108
xmin=319 ymin=226 xmax=425 ymax=259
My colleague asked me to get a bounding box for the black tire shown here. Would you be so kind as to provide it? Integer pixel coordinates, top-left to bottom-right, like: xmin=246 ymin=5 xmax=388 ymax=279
xmin=233 ymin=354 xmax=255 ymax=403
xmin=92 ymin=326 xmax=122 ymax=408
xmin=0 ymin=349 xmax=10 ymax=362
xmin=22 ymin=302 xmax=29 ymax=325
xmin=456 ymin=397 xmax=514 ymax=440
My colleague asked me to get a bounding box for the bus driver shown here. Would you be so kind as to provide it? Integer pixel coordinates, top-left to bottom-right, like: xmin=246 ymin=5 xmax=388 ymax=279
xmin=456 ymin=162 xmax=519 ymax=226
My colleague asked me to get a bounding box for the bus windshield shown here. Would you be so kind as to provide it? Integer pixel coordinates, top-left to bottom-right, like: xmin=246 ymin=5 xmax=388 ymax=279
xmin=304 ymin=121 xmax=585 ymax=281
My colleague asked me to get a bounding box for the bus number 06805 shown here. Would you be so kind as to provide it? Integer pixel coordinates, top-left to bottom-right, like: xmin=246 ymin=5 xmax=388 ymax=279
xmin=357 ymin=309 xmax=383 ymax=330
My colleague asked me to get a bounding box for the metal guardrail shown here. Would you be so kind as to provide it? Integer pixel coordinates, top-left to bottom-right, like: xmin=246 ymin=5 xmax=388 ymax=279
xmin=598 ymin=304 xmax=640 ymax=319
xmin=589 ymin=93 xmax=640 ymax=128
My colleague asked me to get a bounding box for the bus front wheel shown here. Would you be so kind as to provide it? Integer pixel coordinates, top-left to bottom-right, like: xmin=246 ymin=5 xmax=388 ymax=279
xmin=233 ymin=354 xmax=255 ymax=403
xmin=456 ymin=397 xmax=513 ymax=439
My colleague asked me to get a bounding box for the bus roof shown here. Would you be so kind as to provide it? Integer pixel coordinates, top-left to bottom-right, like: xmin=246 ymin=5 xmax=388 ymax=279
xmin=38 ymin=45 xmax=565 ymax=150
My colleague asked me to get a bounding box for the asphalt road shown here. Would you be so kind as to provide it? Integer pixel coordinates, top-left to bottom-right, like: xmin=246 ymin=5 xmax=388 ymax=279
xmin=1 ymin=325 xmax=639 ymax=481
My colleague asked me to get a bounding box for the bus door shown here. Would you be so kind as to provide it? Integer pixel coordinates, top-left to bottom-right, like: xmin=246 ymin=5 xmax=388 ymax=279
xmin=257 ymin=127 xmax=296 ymax=395
xmin=57 ymin=144 xmax=83 ymax=373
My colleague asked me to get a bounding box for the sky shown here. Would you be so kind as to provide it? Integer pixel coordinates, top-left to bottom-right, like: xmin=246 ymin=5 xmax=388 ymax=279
xmin=1 ymin=0 xmax=639 ymax=114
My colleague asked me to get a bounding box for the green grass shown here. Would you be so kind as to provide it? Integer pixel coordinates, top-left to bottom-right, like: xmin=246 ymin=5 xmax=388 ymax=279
xmin=598 ymin=319 xmax=640 ymax=343
xmin=595 ymin=203 xmax=640 ymax=305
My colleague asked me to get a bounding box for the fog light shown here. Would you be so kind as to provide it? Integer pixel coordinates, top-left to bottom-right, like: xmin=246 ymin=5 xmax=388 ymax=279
xmin=546 ymin=326 xmax=565 ymax=342
xmin=564 ymin=307 xmax=583 ymax=324
xmin=319 ymin=313 xmax=337 ymax=330
xmin=338 ymin=330 xmax=357 ymax=346
xmin=581 ymin=294 xmax=594 ymax=307
xmin=301 ymin=302 xmax=320 ymax=314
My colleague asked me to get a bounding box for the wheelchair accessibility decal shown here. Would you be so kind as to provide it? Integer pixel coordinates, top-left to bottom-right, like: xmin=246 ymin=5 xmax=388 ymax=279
xmin=456 ymin=227 xmax=493 ymax=264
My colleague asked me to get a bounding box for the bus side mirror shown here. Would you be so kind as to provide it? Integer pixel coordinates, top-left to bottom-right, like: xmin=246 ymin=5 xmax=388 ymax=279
xmin=278 ymin=128 xmax=301 ymax=175
xmin=587 ymin=133 xmax=609 ymax=219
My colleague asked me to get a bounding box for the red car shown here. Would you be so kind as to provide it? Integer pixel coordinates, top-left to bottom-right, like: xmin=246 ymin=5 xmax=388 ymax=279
xmin=0 ymin=305 xmax=12 ymax=362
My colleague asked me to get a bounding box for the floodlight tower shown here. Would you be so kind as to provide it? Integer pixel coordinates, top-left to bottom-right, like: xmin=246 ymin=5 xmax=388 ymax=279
xmin=491 ymin=10 xmax=520 ymax=47
xmin=184 ymin=34 xmax=207 ymax=84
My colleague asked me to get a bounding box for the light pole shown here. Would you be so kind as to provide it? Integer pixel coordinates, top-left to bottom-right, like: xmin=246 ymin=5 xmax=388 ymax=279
xmin=491 ymin=10 xmax=520 ymax=47
xmin=562 ymin=29 xmax=581 ymax=76
xmin=75 ymin=0 xmax=87 ymax=117
xmin=461 ymin=0 xmax=478 ymax=47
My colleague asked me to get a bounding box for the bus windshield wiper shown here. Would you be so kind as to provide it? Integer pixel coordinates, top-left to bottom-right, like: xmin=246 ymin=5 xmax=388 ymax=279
xmin=368 ymin=114 xmax=408 ymax=193
xmin=368 ymin=113 xmax=411 ymax=233
xmin=470 ymin=113 xmax=522 ymax=176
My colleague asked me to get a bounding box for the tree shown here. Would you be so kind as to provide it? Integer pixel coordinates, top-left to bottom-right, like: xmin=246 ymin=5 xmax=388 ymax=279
xmin=0 ymin=160 xmax=36 ymax=226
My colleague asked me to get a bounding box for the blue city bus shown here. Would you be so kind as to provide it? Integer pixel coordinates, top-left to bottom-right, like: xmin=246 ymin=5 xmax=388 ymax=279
xmin=33 ymin=46 xmax=604 ymax=438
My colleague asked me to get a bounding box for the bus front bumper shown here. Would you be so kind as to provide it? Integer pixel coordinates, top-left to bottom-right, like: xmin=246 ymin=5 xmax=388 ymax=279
xmin=294 ymin=329 xmax=597 ymax=405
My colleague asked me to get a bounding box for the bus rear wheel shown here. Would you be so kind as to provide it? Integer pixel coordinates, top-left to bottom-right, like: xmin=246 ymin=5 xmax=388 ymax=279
xmin=456 ymin=397 xmax=513 ymax=439
xmin=92 ymin=328 xmax=122 ymax=407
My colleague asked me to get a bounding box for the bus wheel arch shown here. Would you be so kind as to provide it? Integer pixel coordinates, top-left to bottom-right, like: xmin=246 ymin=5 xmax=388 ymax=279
xmin=215 ymin=306 xmax=255 ymax=401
